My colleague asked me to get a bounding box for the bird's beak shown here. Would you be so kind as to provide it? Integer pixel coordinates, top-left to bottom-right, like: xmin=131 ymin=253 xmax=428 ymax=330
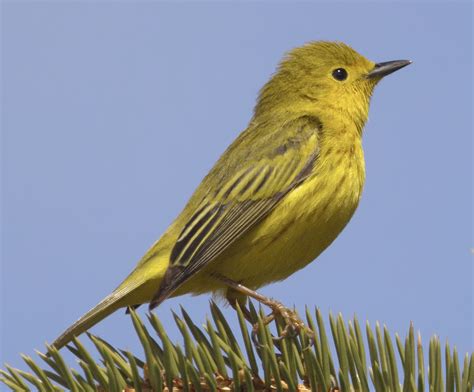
xmin=366 ymin=60 xmax=412 ymax=79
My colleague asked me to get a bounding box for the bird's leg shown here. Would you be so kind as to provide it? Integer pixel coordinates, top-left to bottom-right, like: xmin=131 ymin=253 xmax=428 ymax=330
xmin=225 ymin=288 xmax=255 ymax=324
xmin=214 ymin=273 xmax=314 ymax=345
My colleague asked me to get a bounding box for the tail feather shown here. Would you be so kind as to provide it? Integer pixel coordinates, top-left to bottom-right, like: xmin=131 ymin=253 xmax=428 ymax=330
xmin=51 ymin=284 xmax=137 ymax=350
xmin=52 ymin=252 xmax=169 ymax=350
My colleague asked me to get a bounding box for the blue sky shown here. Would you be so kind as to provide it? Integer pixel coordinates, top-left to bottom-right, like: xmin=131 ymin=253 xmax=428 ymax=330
xmin=2 ymin=1 xmax=472 ymax=372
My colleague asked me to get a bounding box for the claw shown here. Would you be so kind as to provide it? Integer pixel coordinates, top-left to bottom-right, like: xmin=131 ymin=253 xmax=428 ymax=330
xmin=251 ymin=326 xmax=260 ymax=346
xmin=251 ymin=312 xmax=275 ymax=346
xmin=304 ymin=333 xmax=316 ymax=350
xmin=270 ymin=323 xmax=294 ymax=342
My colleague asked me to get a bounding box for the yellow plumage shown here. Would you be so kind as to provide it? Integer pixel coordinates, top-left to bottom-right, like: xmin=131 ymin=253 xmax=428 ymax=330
xmin=52 ymin=41 xmax=410 ymax=349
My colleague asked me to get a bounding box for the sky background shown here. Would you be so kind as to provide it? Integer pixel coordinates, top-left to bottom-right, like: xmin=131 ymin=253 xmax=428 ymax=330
xmin=2 ymin=0 xmax=472 ymax=376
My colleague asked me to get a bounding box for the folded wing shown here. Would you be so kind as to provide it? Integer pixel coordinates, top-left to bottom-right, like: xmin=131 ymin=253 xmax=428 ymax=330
xmin=150 ymin=115 xmax=322 ymax=308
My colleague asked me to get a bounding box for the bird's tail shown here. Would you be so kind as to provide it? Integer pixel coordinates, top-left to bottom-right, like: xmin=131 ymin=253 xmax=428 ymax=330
xmin=51 ymin=249 xmax=170 ymax=350
xmin=51 ymin=280 xmax=143 ymax=351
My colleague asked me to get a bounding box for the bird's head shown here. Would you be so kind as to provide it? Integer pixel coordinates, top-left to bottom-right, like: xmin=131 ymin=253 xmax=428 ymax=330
xmin=254 ymin=41 xmax=410 ymax=131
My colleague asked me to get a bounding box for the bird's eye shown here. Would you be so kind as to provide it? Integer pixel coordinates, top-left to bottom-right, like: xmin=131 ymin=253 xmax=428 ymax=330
xmin=332 ymin=68 xmax=348 ymax=81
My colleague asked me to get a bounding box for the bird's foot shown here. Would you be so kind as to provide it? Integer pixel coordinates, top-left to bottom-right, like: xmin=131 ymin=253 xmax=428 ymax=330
xmin=251 ymin=298 xmax=315 ymax=347
xmin=216 ymin=273 xmax=315 ymax=346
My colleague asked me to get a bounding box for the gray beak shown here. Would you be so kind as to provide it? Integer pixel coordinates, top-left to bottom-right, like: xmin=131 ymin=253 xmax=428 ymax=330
xmin=366 ymin=60 xmax=412 ymax=79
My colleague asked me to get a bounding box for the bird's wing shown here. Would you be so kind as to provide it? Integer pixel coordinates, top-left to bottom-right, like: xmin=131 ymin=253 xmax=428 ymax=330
xmin=150 ymin=115 xmax=322 ymax=308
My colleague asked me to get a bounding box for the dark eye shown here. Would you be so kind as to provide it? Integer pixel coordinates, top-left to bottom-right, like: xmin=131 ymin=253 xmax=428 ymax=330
xmin=332 ymin=68 xmax=348 ymax=81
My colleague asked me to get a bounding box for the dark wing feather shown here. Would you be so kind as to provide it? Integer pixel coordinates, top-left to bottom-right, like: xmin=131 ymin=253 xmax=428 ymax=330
xmin=150 ymin=115 xmax=322 ymax=308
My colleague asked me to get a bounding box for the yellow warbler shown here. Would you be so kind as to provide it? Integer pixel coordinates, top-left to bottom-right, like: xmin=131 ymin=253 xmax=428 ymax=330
xmin=52 ymin=41 xmax=410 ymax=349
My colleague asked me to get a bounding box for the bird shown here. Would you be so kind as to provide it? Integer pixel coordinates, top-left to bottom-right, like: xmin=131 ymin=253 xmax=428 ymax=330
xmin=51 ymin=41 xmax=410 ymax=350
